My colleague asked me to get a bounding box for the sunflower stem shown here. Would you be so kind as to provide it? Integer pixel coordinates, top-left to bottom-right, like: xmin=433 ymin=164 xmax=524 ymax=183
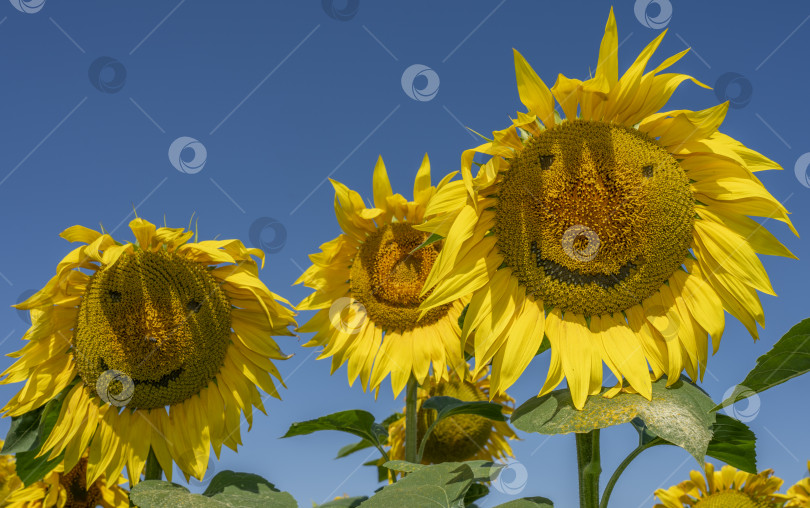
xmin=576 ymin=430 xmax=601 ymax=508
xmin=145 ymin=447 xmax=162 ymax=481
xmin=599 ymin=438 xmax=664 ymax=508
xmin=404 ymin=375 xmax=419 ymax=463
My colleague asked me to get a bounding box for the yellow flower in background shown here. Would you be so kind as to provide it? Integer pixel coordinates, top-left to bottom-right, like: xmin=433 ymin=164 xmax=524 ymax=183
xmin=418 ymin=8 xmax=796 ymax=409
xmin=654 ymin=462 xmax=790 ymax=508
xmin=786 ymin=461 xmax=810 ymax=507
xmin=296 ymin=155 xmax=468 ymax=396
xmin=0 ymin=441 xmax=22 ymax=504
xmin=1 ymin=218 xmax=296 ymax=484
xmin=4 ymin=450 xmax=129 ymax=508
xmin=385 ymin=368 xmax=516 ymax=471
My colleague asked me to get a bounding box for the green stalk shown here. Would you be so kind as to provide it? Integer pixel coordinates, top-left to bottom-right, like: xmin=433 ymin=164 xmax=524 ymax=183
xmin=404 ymin=375 xmax=418 ymax=463
xmin=144 ymin=447 xmax=163 ymax=481
xmin=576 ymin=430 xmax=601 ymax=508
xmin=599 ymin=438 xmax=664 ymax=508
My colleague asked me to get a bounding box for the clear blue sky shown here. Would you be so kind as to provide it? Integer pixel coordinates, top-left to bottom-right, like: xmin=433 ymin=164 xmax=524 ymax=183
xmin=0 ymin=1 xmax=808 ymax=506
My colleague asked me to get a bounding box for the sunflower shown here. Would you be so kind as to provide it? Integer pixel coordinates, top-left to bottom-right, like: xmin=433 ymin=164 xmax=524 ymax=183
xmin=384 ymin=367 xmax=516 ymax=473
xmin=654 ymin=462 xmax=790 ymax=508
xmin=0 ymin=440 xmax=23 ymax=503
xmin=418 ymin=8 xmax=796 ymax=409
xmin=786 ymin=461 xmax=810 ymax=507
xmin=1 ymin=218 xmax=296 ymax=484
xmin=4 ymin=450 xmax=129 ymax=508
xmin=296 ymin=155 xmax=468 ymax=395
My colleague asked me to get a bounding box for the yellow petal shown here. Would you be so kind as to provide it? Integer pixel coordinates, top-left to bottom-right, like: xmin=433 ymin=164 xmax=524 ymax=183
xmin=513 ymin=48 xmax=556 ymax=127
xmin=558 ymin=312 xmax=592 ymax=410
xmin=491 ymin=297 xmax=544 ymax=395
xmin=413 ymin=153 xmax=433 ymax=207
xmin=595 ymin=7 xmax=619 ymax=90
xmin=60 ymin=225 xmax=102 ymax=244
xmin=693 ymin=219 xmax=775 ymax=296
xmin=372 ymin=155 xmax=393 ymax=214
xmin=129 ymin=218 xmax=156 ymax=249
xmin=601 ymin=314 xmax=652 ymax=400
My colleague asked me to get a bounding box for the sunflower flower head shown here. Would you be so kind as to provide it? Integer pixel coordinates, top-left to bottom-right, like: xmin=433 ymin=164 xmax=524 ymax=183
xmin=4 ymin=449 xmax=129 ymax=508
xmin=296 ymin=155 xmax=468 ymax=396
xmin=419 ymin=8 xmax=796 ymax=409
xmin=1 ymin=218 xmax=296 ymax=484
xmin=385 ymin=368 xmax=516 ymax=472
xmin=654 ymin=462 xmax=790 ymax=508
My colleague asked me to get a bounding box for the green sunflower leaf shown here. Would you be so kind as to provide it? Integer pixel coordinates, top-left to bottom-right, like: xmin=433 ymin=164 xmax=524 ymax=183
xmin=336 ymin=439 xmax=375 ymax=459
xmin=713 ymin=317 xmax=810 ymax=412
xmin=492 ymin=497 xmax=555 ymax=507
xmin=705 ymin=414 xmax=757 ymax=473
xmin=1 ymin=406 xmax=45 ymax=454
xmin=383 ymin=460 xmax=501 ymax=482
xmin=130 ymin=471 xmax=297 ymax=508
xmin=334 ymin=412 xmax=400 ymax=460
xmin=9 ymin=383 xmax=73 ymax=486
xmin=410 ymin=233 xmax=444 ymax=255
xmin=463 ymin=483 xmax=490 ymax=505
xmin=365 ymin=462 xmax=499 ymax=508
xmin=422 ymin=396 xmax=508 ymax=423
xmin=318 ymin=496 xmax=368 ymax=507
xmin=511 ymin=377 xmax=716 ymax=463
xmin=14 ymin=448 xmax=64 ymax=488
xmin=282 ymin=409 xmax=388 ymax=453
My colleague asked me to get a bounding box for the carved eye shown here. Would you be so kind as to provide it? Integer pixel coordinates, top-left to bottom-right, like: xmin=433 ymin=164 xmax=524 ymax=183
xmin=187 ymin=300 xmax=202 ymax=313
xmin=642 ymin=164 xmax=654 ymax=178
xmin=108 ymin=291 xmax=122 ymax=302
xmin=539 ymin=155 xmax=554 ymax=170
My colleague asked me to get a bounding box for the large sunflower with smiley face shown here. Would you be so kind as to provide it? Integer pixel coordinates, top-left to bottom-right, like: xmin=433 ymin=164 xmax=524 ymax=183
xmin=418 ymin=8 xmax=796 ymax=409
xmin=295 ymin=155 xmax=468 ymax=396
xmin=1 ymin=218 xmax=296 ymax=484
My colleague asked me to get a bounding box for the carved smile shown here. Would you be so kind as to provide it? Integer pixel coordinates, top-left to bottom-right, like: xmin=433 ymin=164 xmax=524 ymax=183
xmin=530 ymin=241 xmax=638 ymax=288
xmin=99 ymin=358 xmax=183 ymax=388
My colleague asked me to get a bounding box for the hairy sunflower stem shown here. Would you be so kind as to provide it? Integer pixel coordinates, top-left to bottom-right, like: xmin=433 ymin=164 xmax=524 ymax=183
xmin=404 ymin=375 xmax=418 ymax=463
xmin=144 ymin=447 xmax=162 ymax=481
xmin=576 ymin=430 xmax=601 ymax=508
xmin=599 ymin=438 xmax=664 ymax=508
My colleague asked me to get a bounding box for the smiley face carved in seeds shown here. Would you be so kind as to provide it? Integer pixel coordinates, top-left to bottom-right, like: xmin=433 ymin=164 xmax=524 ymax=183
xmin=73 ymin=250 xmax=231 ymax=409
xmin=494 ymin=120 xmax=695 ymax=316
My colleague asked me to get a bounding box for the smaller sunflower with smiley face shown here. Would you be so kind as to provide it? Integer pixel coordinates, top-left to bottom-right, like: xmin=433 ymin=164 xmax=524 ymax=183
xmin=1 ymin=218 xmax=296 ymax=485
